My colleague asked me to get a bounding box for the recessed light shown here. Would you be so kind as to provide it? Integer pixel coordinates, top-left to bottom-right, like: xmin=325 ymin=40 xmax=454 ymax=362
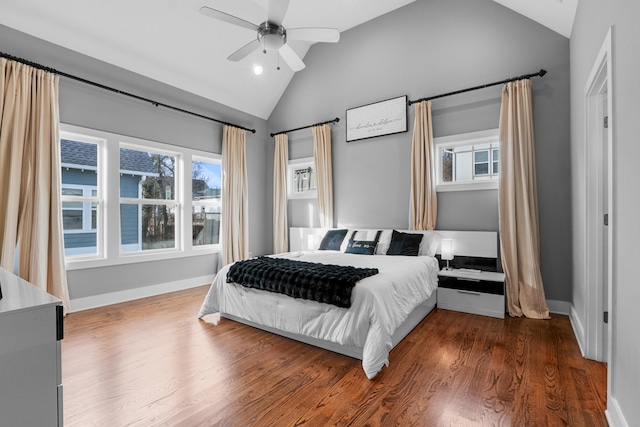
xmin=253 ymin=65 xmax=263 ymax=75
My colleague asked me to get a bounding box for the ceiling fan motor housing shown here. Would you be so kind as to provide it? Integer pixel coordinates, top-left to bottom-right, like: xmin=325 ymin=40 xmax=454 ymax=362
xmin=257 ymin=22 xmax=286 ymax=51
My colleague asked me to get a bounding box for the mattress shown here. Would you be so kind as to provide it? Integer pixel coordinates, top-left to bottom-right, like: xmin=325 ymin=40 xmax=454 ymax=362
xmin=198 ymin=250 xmax=439 ymax=379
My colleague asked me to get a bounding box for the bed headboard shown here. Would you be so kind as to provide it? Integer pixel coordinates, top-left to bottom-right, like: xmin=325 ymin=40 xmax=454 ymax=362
xmin=289 ymin=227 xmax=501 ymax=271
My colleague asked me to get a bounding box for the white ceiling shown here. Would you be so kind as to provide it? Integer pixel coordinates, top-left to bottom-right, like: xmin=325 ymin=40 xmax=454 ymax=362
xmin=0 ymin=0 xmax=578 ymax=120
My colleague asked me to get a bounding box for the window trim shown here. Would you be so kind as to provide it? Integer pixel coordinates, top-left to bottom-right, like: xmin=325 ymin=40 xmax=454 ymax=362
xmin=61 ymin=124 xmax=221 ymax=270
xmin=434 ymin=128 xmax=500 ymax=192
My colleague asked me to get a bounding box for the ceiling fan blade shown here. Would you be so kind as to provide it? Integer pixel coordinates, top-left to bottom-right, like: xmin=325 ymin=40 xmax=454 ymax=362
xmin=287 ymin=28 xmax=340 ymax=43
xmin=268 ymin=0 xmax=290 ymax=24
xmin=199 ymin=6 xmax=259 ymax=31
xmin=279 ymin=43 xmax=305 ymax=72
xmin=228 ymin=39 xmax=261 ymax=62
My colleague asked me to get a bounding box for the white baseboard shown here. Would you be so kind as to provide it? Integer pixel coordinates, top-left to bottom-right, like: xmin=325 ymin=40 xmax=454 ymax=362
xmin=568 ymin=305 xmax=586 ymax=357
xmin=69 ymin=274 xmax=214 ymax=312
xmin=546 ymin=300 xmax=587 ymax=357
xmin=606 ymin=396 xmax=630 ymax=427
xmin=547 ymin=299 xmax=571 ymax=315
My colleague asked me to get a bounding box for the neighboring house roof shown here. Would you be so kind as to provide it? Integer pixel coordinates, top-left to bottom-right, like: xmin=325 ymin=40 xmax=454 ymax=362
xmin=61 ymin=139 xmax=97 ymax=168
xmin=61 ymin=139 xmax=157 ymax=174
xmin=119 ymin=148 xmax=157 ymax=174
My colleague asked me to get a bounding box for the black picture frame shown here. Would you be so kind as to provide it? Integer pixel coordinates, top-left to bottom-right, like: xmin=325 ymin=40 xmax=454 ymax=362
xmin=346 ymin=95 xmax=408 ymax=142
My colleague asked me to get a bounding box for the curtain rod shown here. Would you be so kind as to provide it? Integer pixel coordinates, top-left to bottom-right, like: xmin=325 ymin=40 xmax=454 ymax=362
xmin=0 ymin=51 xmax=256 ymax=133
xmin=407 ymin=69 xmax=547 ymax=106
xmin=270 ymin=117 xmax=340 ymax=137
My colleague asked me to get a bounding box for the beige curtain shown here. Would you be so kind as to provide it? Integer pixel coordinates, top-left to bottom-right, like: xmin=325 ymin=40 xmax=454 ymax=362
xmin=221 ymin=125 xmax=248 ymax=265
xmin=273 ymin=134 xmax=289 ymax=253
xmin=409 ymin=100 xmax=437 ymax=230
xmin=498 ymin=79 xmax=549 ymax=319
xmin=312 ymin=124 xmax=333 ymax=228
xmin=0 ymin=58 xmax=70 ymax=313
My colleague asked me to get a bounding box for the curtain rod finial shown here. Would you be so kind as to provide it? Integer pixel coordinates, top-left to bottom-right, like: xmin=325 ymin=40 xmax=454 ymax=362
xmin=539 ymin=69 xmax=547 ymax=77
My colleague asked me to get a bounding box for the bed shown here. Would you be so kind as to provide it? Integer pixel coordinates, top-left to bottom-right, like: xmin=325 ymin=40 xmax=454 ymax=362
xmin=198 ymin=228 xmax=497 ymax=379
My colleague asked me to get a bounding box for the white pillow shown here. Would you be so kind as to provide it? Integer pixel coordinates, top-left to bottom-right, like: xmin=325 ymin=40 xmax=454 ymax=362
xmin=375 ymin=230 xmax=393 ymax=255
xmin=415 ymin=230 xmax=442 ymax=256
xmin=340 ymin=229 xmax=380 ymax=252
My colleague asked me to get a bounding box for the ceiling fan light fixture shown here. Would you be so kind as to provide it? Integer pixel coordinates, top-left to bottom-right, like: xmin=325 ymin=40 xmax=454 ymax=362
xmin=200 ymin=2 xmax=340 ymax=73
xmin=257 ymin=22 xmax=286 ymax=51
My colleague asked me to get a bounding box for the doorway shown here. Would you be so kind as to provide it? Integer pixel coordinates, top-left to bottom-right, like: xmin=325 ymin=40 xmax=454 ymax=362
xmin=584 ymin=28 xmax=613 ymax=365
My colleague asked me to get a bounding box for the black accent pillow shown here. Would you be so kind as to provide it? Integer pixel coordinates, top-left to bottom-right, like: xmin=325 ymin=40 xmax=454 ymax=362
xmin=386 ymin=230 xmax=423 ymax=256
xmin=345 ymin=230 xmax=382 ymax=255
xmin=318 ymin=229 xmax=348 ymax=250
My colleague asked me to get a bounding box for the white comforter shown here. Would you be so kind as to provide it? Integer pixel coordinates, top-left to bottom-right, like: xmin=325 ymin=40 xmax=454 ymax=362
xmin=198 ymin=251 xmax=439 ymax=379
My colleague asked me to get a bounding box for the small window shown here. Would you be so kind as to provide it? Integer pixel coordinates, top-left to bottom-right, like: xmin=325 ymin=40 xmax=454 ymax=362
xmin=288 ymin=157 xmax=317 ymax=199
xmin=435 ymin=129 xmax=499 ymax=192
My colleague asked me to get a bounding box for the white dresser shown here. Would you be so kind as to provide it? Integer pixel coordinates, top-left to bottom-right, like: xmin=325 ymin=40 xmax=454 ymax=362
xmin=0 ymin=267 xmax=63 ymax=427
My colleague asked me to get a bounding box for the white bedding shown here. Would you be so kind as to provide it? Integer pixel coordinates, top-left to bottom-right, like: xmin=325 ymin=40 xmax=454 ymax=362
xmin=198 ymin=251 xmax=439 ymax=379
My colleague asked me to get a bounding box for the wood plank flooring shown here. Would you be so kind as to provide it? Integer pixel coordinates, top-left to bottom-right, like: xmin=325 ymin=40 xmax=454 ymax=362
xmin=62 ymin=286 xmax=607 ymax=426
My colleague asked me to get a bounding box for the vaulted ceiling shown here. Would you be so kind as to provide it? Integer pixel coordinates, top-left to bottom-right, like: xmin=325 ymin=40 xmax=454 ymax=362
xmin=0 ymin=0 xmax=578 ymax=120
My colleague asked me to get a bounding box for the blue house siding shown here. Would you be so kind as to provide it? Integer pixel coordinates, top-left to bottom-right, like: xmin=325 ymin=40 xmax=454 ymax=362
xmin=120 ymin=175 xmax=142 ymax=247
xmin=62 ymin=168 xmax=97 ymax=186
xmin=64 ymin=232 xmax=96 ymax=250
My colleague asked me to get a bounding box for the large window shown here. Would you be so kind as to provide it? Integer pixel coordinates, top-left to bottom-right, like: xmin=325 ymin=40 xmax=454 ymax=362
xmin=435 ymin=129 xmax=499 ymax=192
xmin=60 ymin=124 xmax=221 ymax=268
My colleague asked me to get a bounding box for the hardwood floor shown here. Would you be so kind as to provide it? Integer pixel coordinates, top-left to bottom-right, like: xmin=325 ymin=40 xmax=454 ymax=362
xmin=62 ymin=286 xmax=607 ymax=426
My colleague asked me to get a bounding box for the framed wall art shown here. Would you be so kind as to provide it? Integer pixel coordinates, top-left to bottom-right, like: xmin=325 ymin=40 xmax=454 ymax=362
xmin=346 ymin=95 xmax=408 ymax=142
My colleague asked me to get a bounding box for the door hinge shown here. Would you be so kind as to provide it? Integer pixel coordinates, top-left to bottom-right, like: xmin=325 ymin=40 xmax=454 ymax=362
xmin=604 ymin=116 xmax=609 ymax=129
xmin=604 ymin=213 xmax=609 ymax=226
xmin=604 ymin=311 xmax=609 ymax=324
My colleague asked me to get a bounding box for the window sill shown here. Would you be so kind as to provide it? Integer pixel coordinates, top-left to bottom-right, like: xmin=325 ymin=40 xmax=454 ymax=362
xmin=436 ymin=181 xmax=498 ymax=192
xmin=65 ymin=246 xmax=220 ymax=271
xmin=288 ymin=191 xmax=317 ymax=200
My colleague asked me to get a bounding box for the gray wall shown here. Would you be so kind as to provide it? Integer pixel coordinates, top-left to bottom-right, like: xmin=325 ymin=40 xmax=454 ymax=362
xmin=268 ymin=0 xmax=571 ymax=302
xmin=571 ymin=0 xmax=640 ymax=424
xmin=1 ymin=24 xmax=271 ymax=300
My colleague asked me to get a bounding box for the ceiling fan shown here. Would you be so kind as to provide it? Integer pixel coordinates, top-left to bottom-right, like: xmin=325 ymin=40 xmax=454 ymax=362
xmin=199 ymin=0 xmax=340 ymax=72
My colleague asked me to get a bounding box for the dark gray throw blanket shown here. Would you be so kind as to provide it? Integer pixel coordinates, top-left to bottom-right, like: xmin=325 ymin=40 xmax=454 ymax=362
xmin=227 ymin=256 xmax=379 ymax=308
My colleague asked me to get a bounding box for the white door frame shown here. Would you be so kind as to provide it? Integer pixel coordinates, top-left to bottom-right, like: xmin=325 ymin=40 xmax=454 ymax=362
xmin=583 ymin=28 xmax=613 ymax=366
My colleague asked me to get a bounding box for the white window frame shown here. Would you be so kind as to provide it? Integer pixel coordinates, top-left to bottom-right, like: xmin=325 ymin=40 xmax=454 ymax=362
xmin=61 ymin=124 xmax=221 ymax=270
xmin=434 ymin=128 xmax=500 ymax=192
